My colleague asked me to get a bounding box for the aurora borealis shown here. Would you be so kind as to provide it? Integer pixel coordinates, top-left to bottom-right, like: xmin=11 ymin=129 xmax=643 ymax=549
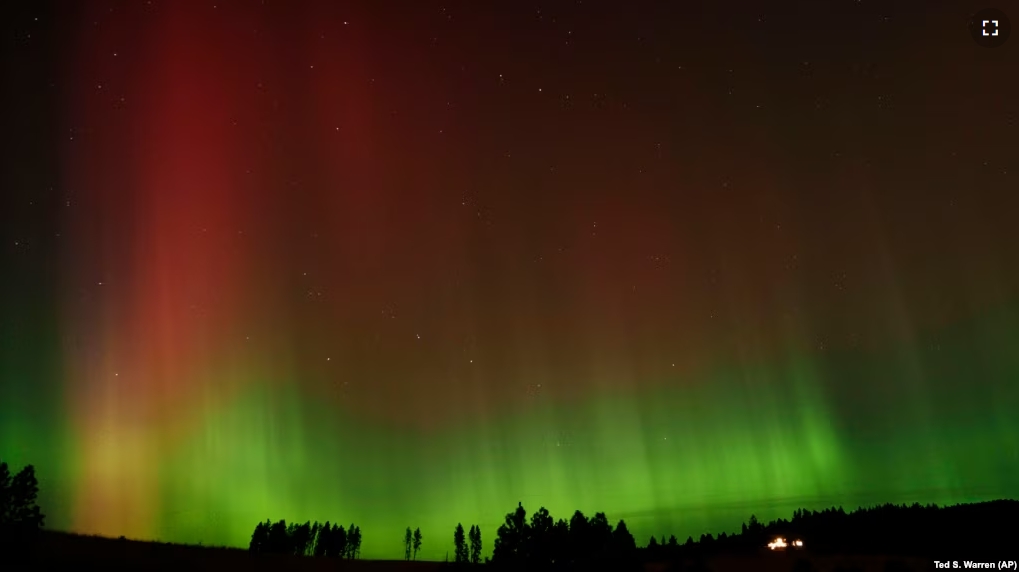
xmin=2 ymin=0 xmax=1018 ymax=561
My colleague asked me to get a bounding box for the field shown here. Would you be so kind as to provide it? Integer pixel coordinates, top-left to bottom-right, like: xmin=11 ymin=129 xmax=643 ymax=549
xmin=16 ymin=531 xmax=445 ymax=572
xmin=10 ymin=531 xmax=932 ymax=572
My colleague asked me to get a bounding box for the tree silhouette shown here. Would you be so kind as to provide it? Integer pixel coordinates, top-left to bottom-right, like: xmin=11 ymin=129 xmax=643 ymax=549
xmin=413 ymin=527 xmax=422 ymax=560
xmin=493 ymin=502 xmax=529 ymax=566
xmin=314 ymin=521 xmax=331 ymax=557
xmin=550 ymin=518 xmax=570 ymax=566
xmin=614 ymin=520 xmax=636 ymax=552
xmin=589 ymin=512 xmax=613 ymax=559
xmin=453 ymin=523 xmax=468 ymax=563
xmin=347 ymin=524 xmax=361 ymax=559
xmin=405 ymin=526 xmax=413 ymax=560
xmin=292 ymin=521 xmax=312 ymax=555
xmin=249 ymin=520 xmax=268 ymax=553
xmin=0 ymin=463 xmax=8 ymax=518
xmin=528 ymin=506 xmax=554 ymax=567
xmin=568 ymin=509 xmax=590 ymax=564
xmin=335 ymin=524 xmax=347 ymax=558
xmin=469 ymin=524 xmax=482 ymax=564
xmin=268 ymin=519 xmax=288 ymax=553
xmin=0 ymin=462 xmax=45 ymax=547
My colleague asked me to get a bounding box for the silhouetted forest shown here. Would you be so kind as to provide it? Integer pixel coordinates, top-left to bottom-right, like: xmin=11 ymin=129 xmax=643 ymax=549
xmin=248 ymin=519 xmax=362 ymax=558
xmin=639 ymin=500 xmax=1018 ymax=560
xmin=480 ymin=500 xmax=1018 ymax=570
xmin=489 ymin=502 xmax=639 ymax=570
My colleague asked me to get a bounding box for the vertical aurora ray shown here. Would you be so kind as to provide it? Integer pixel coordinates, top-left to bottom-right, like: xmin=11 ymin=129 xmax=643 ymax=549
xmin=62 ymin=0 xmax=261 ymax=540
xmin=0 ymin=0 xmax=1006 ymax=562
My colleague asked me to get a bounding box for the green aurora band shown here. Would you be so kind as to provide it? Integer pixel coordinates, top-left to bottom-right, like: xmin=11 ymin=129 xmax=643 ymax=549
xmin=3 ymin=302 xmax=1018 ymax=560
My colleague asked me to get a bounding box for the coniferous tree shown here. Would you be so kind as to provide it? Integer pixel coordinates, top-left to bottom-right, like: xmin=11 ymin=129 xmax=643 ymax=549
xmin=467 ymin=525 xmax=475 ymax=562
xmin=286 ymin=521 xmax=298 ymax=553
xmin=249 ymin=521 xmax=268 ymax=553
xmin=0 ymin=462 xmax=45 ymax=544
xmin=612 ymin=520 xmax=637 ymax=568
xmin=293 ymin=521 xmax=312 ymax=555
xmin=454 ymin=523 xmax=468 ymax=563
xmin=589 ymin=512 xmax=613 ymax=560
xmin=310 ymin=522 xmax=320 ymax=555
xmin=550 ymin=518 xmax=570 ymax=566
xmin=413 ymin=527 xmax=423 ymax=560
xmin=405 ymin=526 xmax=413 ymax=560
xmin=646 ymin=534 xmax=660 ymax=562
xmin=748 ymin=514 xmax=762 ymax=535
xmin=469 ymin=524 xmax=482 ymax=564
xmin=568 ymin=509 xmax=590 ymax=564
xmin=315 ymin=521 xmax=331 ymax=557
xmin=334 ymin=524 xmax=347 ymax=558
xmin=0 ymin=462 xmax=8 ymax=522
xmin=528 ymin=506 xmax=554 ymax=566
xmin=493 ymin=502 xmax=529 ymax=566
xmin=268 ymin=520 xmax=289 ymax=553
xmin=345 ymin=524 xmax=360 ymax=559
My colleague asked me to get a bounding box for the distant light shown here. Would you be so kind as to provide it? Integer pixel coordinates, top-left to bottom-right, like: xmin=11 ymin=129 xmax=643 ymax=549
xmin=767 ymin=538 xmax=787 ymax=550
xmin=793 ymin=540 xmax=803 ymax=547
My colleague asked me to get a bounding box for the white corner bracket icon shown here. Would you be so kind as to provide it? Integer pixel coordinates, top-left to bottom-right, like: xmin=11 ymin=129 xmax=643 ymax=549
xmin=982 ymin=20 xmax=999 ymax=36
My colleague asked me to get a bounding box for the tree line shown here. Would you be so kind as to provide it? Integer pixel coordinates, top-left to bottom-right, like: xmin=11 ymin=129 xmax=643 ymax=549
xmin=641 ymin=500 xmax=1018 ymax=560
xmin=248 ymin=519 xmax=362 ymax=558
xmin=466 ymin=499 xmax=1018 ymax=569
xmin=485 ymin=502 xmax=639 ymax=570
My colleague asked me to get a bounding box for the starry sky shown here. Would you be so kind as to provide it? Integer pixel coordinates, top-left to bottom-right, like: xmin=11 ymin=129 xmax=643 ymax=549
xmin=2 ymin=0 xmax=1018 ymax=561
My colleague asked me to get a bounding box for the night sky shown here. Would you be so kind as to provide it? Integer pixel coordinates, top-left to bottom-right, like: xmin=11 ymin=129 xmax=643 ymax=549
xmin=2 ymin=0 xmax=1018 ymax=561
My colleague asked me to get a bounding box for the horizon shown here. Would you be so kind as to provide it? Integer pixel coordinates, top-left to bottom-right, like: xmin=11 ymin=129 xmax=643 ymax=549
xmin=29 ymin=497 xmax=1019 ymax=561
